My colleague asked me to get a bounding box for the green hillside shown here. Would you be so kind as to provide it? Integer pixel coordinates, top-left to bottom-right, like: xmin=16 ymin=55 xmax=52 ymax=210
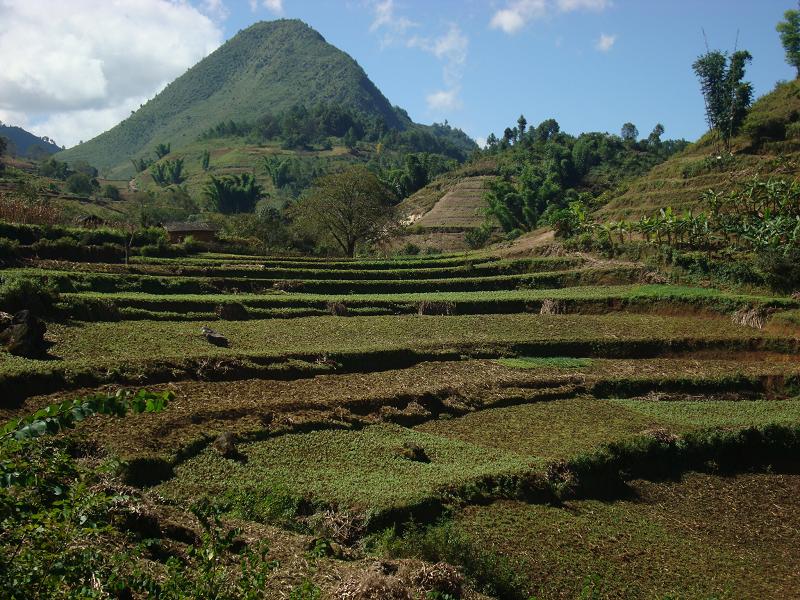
xmin=599 ymin=79 xmax=800 ymax=220
xmin=57 ymin=19 xmax=472 ymax=177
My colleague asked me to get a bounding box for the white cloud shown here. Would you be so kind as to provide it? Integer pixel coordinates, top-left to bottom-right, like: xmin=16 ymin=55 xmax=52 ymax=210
xmin=490 ymin=0 xmax=611 ymax=34
xmin=201 ymin=0 xmax=229 ymax=20
xmin=249 ymin=0 xmax=283 ymax=13
xmin=263 ymin=0 xmax=284 ymax=13
xmin=490 ymin=1 xmax=546 ymax=34
xmin=426 ymin=89 xmax=462 ymax=111
xmin=409 ymin=24 xmax=468 ymax=113
xmin=557 ymin=0 xmax=610 ymax=11
xmin=368 ymin=0 xmax=417 ymax=47
xmin=596 ymin=33 xmax=617 ymax=51
xmin=0 ymin=0 xmax=222 ymax=148
xmin=408 ymin=24 xmax=468 ymax=88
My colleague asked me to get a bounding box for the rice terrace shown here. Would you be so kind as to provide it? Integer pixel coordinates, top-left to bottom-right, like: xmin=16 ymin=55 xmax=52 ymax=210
xmin=1 ymin=2 xmax=800 ymax=599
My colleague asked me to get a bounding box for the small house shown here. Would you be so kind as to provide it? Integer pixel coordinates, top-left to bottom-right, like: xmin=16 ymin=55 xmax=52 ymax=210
xmin=163 ymin=222 xmax=218 ymax=244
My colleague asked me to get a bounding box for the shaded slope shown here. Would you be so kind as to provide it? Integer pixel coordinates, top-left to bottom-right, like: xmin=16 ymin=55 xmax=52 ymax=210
xmin=0 ymin=124 xmax=61 ymax=157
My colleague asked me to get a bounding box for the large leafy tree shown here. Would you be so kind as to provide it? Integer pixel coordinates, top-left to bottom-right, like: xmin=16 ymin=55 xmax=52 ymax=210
xmin=621 ymin=122 xmax=639 ymax=142
xmin=204 ymin=173 xmax=263 ymax=214
xmin=692 ymin=50 xmax=753 ymax=150
xmin=293 ymin=166 xmax=394 ymax=256
xmin=777 ymin=9 xmax=800 ymax=77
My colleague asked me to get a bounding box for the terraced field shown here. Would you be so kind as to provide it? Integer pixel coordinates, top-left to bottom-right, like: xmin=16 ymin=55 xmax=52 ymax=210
xmin=3 ymin=247 xmax=800 ymax=598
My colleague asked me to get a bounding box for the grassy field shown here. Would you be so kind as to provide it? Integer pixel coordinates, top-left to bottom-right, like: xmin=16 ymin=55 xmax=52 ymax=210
xmin=4 ymin=239 xmax=800 ymax=598
xmin=156 ymin=423 xmax=538 ymax=523
xmin=455 ymin=472 xmax=800 ymax=599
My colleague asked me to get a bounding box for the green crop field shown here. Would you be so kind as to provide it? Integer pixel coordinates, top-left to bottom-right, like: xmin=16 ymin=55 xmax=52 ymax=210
xmin=3 ymin=234 xmax=800 ymax=598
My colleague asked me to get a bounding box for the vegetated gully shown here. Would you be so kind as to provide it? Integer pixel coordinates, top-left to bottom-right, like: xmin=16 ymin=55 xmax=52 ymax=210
xmin=16 ymin=350 xmax=800 ymax=535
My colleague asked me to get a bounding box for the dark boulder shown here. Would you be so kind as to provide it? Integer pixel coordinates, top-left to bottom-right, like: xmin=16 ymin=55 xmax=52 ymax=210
xmin=215 ymin=302 xmax=249 ymax=321
xmin=0 ymin=310 xmax=48 ymax=358
xmin=212 ymin=432 xmax=245 ymax=461
xmin=201 ymin=325 xmax=229 ymax=347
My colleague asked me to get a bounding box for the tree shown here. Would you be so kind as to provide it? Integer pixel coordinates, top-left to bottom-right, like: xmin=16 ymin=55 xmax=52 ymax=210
xmin=648 ymin=123 xmax=665 ymax=146
xmin=204 ymin=173 xmax=263 ymax=214
xmin=621 ymin=122 xmax=639 ymax=142
xmin=65 ymin=172 xmax=93 ymax=195
xmin=131 ymin=156 xmax=152 ymax=173
xmin=693 ymin=50 xmax=753 ymax=150
xmin=535 ymin=119 xmax=560 ymax=143
xmin=39 ymin=157 xmax=70 ymax=180
xmin=293 ymin=166 xmax=394 ymax=257
xmin=0 ymin=136 xmax=6 ymax=172
xmin=201 ymin=149 xmax=210 ymax=171
xmin=102 ymin=184 xmax=120 ymax=201
xmin=154 ymin=143 xmax=171 ymax=159
xmin=517 ymin=115 xmax=527 ymax=140
xmin=150 ymin=159 xmax=185 ymax=186
xmin=777 ymin=9 xmax=800 ymax=77
xmin=343 ymin=127 xmax=357 ymax=150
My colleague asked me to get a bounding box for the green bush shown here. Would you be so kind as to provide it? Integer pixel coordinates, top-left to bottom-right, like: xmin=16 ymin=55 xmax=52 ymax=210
xmin=465 ymin=225 xmax=492 ymax=249
xmin=0 ymin=238 xmax=19 ymax=261
xmin=402 ymin=242 xmax=421 ymax=256
xmin=755 ymin=248 xmax=800 ymax=293
xmin=78 ymin=228 xmax=125 ymax=246
xmin=138 ymin=239 xmax=187 ymax=258
xmin=101 ymin=184 xmax=120 ymax=200
xmin=31 ymin=238 xmax=124 ymax=262
xmin=32 ymin=237 xmax=82 ymax=260
xmin=65 ymin=172 xmax=94 ymax=195
xmin=742 ymin=112 xmax=788 ymax=145
xmin=374 ymin=520 xmax=529 ymax=600
xmin=786 ymin=121 xmax=800 ymax=140
xmin=0 ymin=275 xmax=58 ymax=314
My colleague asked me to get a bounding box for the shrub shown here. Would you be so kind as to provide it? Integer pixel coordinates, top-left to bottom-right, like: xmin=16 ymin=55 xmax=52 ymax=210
xmin=0 ymin=275 xmax=58 ymax=314
xmin=180 ymin=235 xmax=207 ymax=255
xmin=78 ymin=228 xmax=125 ymax=246
xmin=401 ymin=242 xmax=421 ymax=256
xmin=101 ymin=184 xmax=120 ymax=200
xmin=742 ymin=113 xmax=787 ymax=145
xmin=138 ymin=239 xmax=187 ymax=258
xmin=374 ymin=521 xmax=529 ymax=600
xmin=66 ymin=297 xmax=121 ymax=321
xmin=786 ymin=121 xmax=800 ymax=140
xmin=0 ymin=238 xmax=19 ymax=261
xmin=65 ymin=173 xmax=94 ymax=195
xmin=32 ymin=237 xmax=83 ymax=261
xmin=755 ymin=248 xmax=800 ymax=293
xmin=465 ymin=226 xmax=491 ymax=249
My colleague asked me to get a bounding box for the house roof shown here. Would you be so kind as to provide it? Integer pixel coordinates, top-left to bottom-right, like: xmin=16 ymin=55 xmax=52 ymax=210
xmin=163 ymin=222 xmax=218 ymax=233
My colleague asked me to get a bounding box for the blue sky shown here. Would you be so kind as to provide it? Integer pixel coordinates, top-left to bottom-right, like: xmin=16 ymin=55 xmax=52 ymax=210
xmin=234 ymin=0 xmax=796 ymax=144
xmin=0 ymin=0 xmax=795 ymax=147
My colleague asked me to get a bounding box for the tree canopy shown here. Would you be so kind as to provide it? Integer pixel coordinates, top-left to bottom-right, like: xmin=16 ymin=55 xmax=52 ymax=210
xmin=204 ymin=173 xmax=263 ymax=214
xmin=692 ymin=50 xmax=753 ymax=149
xmin=777 ymin=9 xmax=800 ymax=77
xmin=292 ymin=165 xmax=395 ymax=256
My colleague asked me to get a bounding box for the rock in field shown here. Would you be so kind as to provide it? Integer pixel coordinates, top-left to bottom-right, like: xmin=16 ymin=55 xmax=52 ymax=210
xmin=201 ymin=325 xmax=229 ymax=347
xmin=215 ymin=302 xmax=249 ymax=321
xmin=212 ymin=432 xmax=242 ymax=460
xmin=0 ymin=310 xmax=48 ymax=358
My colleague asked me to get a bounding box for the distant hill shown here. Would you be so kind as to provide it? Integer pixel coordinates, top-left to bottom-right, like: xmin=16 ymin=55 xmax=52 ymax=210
xmin=0 ymin=124 xmax=61 ymax=158
xmin=599 ymin=79 xmax=800 ymax=220
xmin=57 ymin=19 xmax=475 ymax=177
